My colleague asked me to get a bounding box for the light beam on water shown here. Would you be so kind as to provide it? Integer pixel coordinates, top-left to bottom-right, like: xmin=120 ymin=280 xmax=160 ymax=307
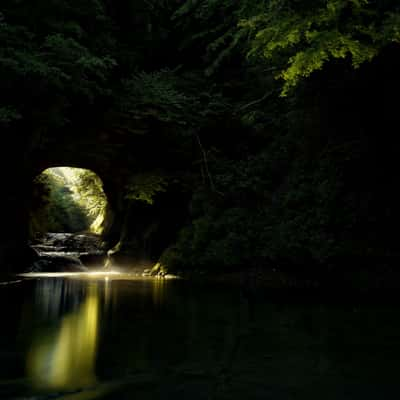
xmin=23 ymin=272 xmax=172 ymax=391
xmin=27 ymin=282 xmax=100 ymax=389
xmin=19 ymin=270 xmax=124 ymax=279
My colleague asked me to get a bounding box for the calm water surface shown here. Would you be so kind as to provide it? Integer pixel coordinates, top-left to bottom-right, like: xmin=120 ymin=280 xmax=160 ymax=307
xmin=1 ymin=275 xmax=400 ymax=399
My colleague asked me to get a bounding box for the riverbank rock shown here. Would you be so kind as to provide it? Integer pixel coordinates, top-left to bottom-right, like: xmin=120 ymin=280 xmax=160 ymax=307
xmin=28 ymin=232 xmax=107 ymax=272
xmin=29 ymin=254 xmax=88 ymax=273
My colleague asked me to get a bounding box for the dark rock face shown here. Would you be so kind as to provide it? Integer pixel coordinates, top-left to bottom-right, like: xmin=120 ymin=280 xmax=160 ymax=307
xmin=0 ymin=114 xmax=191 ymax=274
xmin=106 ymin=188 xmax=189 ymax=269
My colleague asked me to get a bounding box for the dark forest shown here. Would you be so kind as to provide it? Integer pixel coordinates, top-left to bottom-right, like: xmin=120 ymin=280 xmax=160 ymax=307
xmin=1 ymin=2 xmax=400 ymax=397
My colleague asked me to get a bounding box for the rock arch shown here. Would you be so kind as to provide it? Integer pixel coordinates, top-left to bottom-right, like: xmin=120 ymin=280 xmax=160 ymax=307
xmin=0 ymin=124 xmax=190 ymax=273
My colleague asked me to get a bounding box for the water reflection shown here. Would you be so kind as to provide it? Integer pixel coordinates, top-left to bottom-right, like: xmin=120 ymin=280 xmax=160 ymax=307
xmin=27 ymin=279 xmax=102 ymax=390
xmin=152 ymin=278 xmax=166 ymax=308
xmin=5 ymin=276 xmax=399 ymax=399
xmin=25 ymin=277 xmax=172 ymax=392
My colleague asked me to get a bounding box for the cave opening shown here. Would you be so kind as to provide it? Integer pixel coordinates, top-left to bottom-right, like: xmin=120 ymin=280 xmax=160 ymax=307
xmin=30 ymin=167 xmax=109 ymax=237
xmin=27 ymin=167 xmax=112 ymax=272
xmin=26 ymin=166 xmax=189 ymax=274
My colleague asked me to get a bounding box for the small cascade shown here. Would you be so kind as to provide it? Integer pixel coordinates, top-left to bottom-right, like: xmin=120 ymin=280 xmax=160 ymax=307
xmin=29 ymin=233 xmax=107 ymax=272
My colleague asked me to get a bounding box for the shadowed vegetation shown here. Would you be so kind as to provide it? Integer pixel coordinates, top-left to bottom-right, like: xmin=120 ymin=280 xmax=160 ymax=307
xmin=0 ymin=0 xmax=399 ymax=282
xmin=30 ymin=168 xmax=107 ymax=236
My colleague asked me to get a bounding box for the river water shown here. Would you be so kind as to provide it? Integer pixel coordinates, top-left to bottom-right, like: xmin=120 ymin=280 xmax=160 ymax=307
xmin=1 ymin=274 xmax=400 ymax=399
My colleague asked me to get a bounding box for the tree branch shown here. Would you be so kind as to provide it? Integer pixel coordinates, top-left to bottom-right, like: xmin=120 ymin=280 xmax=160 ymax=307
xmin=237 ymin=90 xmax=275 ymax=112
xmin=195 ymin=132 xmax=223 ymax=196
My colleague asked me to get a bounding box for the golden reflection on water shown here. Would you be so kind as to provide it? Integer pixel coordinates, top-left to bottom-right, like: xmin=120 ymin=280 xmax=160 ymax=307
xmin=24 ymin=275 xmax=173 ymax=391
xmin=104 ymin=277 xmax=111 ymax=312
xmin=27 ymin=283 xmax=100 ymax=390
xmin=152 ymin=278 xmax=166 ymax=307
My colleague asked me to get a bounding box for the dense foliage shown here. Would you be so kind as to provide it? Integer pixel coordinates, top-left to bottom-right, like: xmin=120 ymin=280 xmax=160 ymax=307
xmin=241 ymin=0 xmax=400 ymax=95
xmin=158 ymin=0 xmax=400 ymax=273
xmin=2 ymin=0 xmax=400 ymax=275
